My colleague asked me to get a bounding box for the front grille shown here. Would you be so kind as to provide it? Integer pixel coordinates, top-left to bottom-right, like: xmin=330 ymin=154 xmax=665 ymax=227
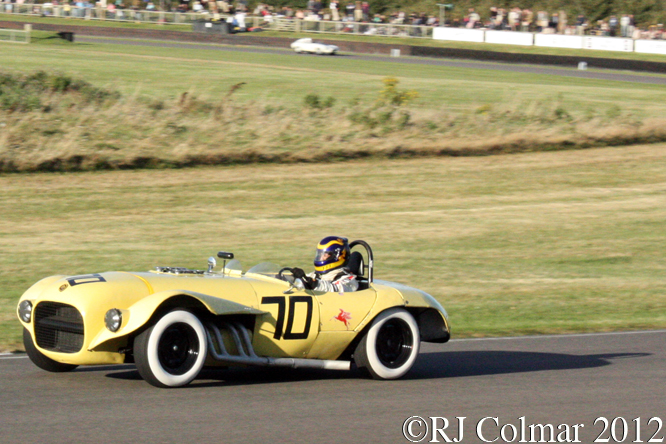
xmin=34 ymin=302 xmax=84 ymax=353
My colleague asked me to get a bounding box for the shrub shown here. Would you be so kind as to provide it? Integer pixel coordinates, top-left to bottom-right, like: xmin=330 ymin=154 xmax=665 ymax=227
xmin=304 ymin=93 xmax=336 ymax=110
xmin=378 ymin=77 xmax=418 ymax=107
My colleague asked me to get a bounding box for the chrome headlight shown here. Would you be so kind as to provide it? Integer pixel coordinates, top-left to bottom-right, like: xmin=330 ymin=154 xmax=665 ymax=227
xmin=104 ymin=308 xmax=122 ymax=332
xmin=18 ymin=300 xmax=32 ymax=323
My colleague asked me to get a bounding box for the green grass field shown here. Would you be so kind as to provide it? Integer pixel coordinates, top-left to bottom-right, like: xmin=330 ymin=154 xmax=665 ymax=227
xmin=2 ymin=146 xmax=666 ymax=351
xmin=2 ymin=37 xmax=666 ymax=173
xmin=1 ymin=34 xmax=664 ymax=114
xmin=1 ymin=30 xmax=666 ymax=351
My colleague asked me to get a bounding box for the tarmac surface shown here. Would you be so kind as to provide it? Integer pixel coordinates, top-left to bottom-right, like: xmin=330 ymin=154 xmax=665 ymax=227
xmin=1 ymin=330 xmax=664 ymax=444
xmin=76 ymin=35 xmax=666 ymax=86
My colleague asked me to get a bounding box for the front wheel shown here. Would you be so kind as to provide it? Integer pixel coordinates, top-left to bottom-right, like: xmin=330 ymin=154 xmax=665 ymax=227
xmin=134 ymin=310 xmax=208 ymax=388
xmin=353 ymin=308 xmax=420 ymax=380
xmin=23 ymin=328 xmax=78 ymax=372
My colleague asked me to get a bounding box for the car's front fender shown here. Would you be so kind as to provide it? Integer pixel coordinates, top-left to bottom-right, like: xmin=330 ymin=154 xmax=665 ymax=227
xmin=88 ymin=290 xmax=265 ymax=351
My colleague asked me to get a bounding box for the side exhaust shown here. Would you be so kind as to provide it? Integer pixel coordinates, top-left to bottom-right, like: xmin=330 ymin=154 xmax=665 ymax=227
xmin=206 ymin=322 xmax=350 ymax=371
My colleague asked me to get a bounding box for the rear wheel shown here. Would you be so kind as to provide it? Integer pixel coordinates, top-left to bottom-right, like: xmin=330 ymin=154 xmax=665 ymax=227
xmin=23 ymin=328 xmax=78 ymax=372
xmin=353 ymin=308 xmax=420 ymax=379
xmin=134 ymin=310 xmax=208 ymax=388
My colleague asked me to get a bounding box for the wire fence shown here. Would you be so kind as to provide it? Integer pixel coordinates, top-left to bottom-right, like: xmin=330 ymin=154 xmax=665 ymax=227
xmin=0 ymin=5 xmax=433 ymax=39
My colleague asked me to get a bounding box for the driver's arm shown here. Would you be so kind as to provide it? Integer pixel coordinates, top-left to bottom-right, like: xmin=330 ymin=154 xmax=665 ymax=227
xmin=313 ymin=274 xmax=359 ymax=293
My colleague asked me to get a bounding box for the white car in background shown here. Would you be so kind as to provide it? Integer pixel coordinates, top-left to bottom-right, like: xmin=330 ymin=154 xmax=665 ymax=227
xmin=291 ymin=38 xmax=339 ymax=55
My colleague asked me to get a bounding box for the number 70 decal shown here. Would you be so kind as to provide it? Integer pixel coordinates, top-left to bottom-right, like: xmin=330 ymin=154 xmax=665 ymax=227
xmin=261 ymin=296 xmax=313 ymax=340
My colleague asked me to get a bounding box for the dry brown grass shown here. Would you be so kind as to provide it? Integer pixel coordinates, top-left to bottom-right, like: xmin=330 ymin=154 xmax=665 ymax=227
xmin=2 ymin=70 xmax=666 ymax=172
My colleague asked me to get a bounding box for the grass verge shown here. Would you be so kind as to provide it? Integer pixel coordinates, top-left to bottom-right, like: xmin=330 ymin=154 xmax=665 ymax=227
xmin=2 ymin=145 xmax=666 ymax=351
xmin=1 ymin=53 xmax=666 ymax=173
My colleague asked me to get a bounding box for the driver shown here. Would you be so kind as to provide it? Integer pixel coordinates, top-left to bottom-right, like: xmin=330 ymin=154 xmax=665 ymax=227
xmin=292 ymin=236 xmax=359 ymax=293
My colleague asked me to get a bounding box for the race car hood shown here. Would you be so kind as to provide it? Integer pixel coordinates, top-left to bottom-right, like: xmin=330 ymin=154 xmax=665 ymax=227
xmin=17 ymin=270 xmax=269 ymax=353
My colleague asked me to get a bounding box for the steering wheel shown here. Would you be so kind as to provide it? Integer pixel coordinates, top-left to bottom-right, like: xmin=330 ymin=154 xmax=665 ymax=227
xmin=278 ymin=267 xmax=295 ymax=282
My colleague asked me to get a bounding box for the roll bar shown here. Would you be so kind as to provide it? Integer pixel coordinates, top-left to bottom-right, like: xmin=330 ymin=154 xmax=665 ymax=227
xmin=349 ymin=240 xmax=374 ymax=283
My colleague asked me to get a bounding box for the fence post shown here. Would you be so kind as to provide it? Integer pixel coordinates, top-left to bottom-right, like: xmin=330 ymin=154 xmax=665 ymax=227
xmin=295 ymin=19 xmax=301 ymax=32
xmin=24 ymin=24 xmax=31 ymax=44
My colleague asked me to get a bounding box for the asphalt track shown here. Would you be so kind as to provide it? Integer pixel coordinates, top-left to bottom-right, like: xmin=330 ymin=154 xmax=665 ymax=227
xmin=76 ymin=35 xmax=666 ymax=86
xmin=1 ymin=330 xmax=664 ymax=444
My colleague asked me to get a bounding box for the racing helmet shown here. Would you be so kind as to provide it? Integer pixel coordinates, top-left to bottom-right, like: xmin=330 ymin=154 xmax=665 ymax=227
xmin=314 ymin=236 xmax=350 ymax=274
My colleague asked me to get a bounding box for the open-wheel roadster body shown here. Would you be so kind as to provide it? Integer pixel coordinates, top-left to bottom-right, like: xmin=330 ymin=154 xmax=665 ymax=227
xmin=17 ymin=241 xmax=450 ymax=387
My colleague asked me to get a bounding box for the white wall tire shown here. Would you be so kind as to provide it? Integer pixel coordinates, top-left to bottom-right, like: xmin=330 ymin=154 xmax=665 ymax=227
xmin=354 ymin=308 xmax=420 ymax=380
xmin=134 ymin=310 xmax=208 ymax=388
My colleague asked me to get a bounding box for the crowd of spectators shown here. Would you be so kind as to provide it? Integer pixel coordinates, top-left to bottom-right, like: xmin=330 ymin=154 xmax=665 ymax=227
xmin=461 ymin=7 xmax=664 ymax=40
xmin=3 ymin=0 xmax=666 ymax=40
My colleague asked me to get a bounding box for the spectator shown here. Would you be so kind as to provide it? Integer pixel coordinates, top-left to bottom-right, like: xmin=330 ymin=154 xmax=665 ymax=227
xmin=489 ymin=6 xmax=497 ymax=25
xmin=609 ymin=15 xmax=618 ymax=37
xmin=361 ymin=1 xmax=368 ymax=21
xmin=496 ymin=8 xmax=506 ymax=29
xmin=106 ymin=1 xmax=115 ymax=17
xmin=620 ymin=14 xmax=630 ymax=37
xmin=329 ymin=0 xmax=339 ymax=21
xmin=521 ymin=8 xmax=533 ymax=32
xmin=465 ymin=7 xmax=479 ymax=29
xmin=549 ymin=11 xmax=559 ymax=32
xmin=353 ymin=1 xmax=362 ymax=22
xmin=600 ymin=20 xmax=609 ymax=36
xmin=558 ymin=10 xmax=567 ymax=34
xmin=508 ymin=7 xmax=520 ymax=31
xmin=536 ymin=10 xmax=547 ymax=32
xmin=575 ymin=14 xmax=587 ymax=35
xmin=345 ymin=1 xmax=354 ymax=19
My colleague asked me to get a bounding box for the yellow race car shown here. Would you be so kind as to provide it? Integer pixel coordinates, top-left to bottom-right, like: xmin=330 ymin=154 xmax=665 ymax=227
xmin=17 ymin=241 xmax=450 ymax=388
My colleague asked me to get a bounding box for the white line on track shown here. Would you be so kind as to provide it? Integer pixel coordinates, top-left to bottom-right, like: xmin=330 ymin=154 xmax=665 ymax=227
xmin=0 ymin=354 xmax=27 ymax=360
xmin=450 ymin=329 xmax=666 ymax=342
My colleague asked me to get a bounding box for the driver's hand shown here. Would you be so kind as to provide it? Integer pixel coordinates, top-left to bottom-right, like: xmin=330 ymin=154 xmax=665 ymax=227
xmin=291 ymin=267 xmax=307 ymax=280
xmin=292 ymin=268 xmax=316 ymax=290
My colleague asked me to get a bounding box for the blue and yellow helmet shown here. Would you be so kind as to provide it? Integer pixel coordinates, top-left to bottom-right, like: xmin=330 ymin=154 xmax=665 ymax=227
xmin=314 ymin=236 xmax=350 ymax=274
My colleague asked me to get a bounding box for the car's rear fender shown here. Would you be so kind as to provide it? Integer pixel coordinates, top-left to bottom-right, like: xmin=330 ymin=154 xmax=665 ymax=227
xmin=88 ymin=290 xmax=265 ymax=352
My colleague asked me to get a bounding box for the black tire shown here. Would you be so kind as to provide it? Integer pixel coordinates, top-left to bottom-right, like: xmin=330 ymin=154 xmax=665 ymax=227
xmin=133 ymin=310 xmax=208 ymax=388
xmin=23 ymin=328 xmax=78 ymax=373
xmin=353 ymin=308 xmax=420 ymax=380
